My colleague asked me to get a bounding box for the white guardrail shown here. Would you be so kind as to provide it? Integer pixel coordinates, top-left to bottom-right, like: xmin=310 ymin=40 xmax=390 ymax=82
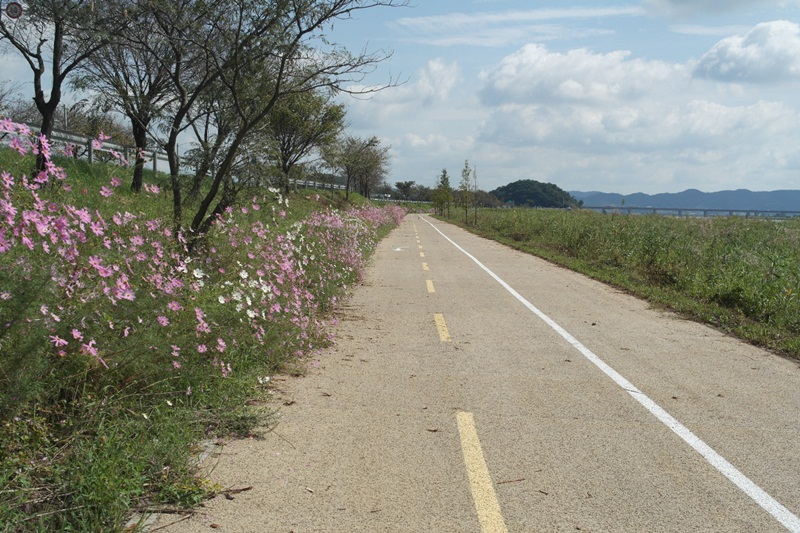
xmin=36 ymin=126 xmax=171 ymax=174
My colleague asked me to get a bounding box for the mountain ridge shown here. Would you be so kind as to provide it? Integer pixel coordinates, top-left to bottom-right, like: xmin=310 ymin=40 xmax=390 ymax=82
xmin=570 ymin=189 xmax=800 ymax=211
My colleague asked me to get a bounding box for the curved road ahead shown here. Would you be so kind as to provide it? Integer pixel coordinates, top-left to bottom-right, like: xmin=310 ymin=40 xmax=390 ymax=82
xmin=159 ymin=214 xmax=800 ymax=532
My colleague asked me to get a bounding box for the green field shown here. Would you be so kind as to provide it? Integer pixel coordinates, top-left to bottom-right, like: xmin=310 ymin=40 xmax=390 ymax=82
xmin=441 ymin=208 xmax=800 ymax=358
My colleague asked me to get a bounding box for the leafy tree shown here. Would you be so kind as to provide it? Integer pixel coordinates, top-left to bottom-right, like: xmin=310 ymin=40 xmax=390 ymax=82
xmin=459 ymin=159 xmax=473 ymax=224
xmin=325 ymin=135 xmax=390 ymax=200
xmin=432 ymin=168 xmax=452 ymax=216
xmin=474 ymin=189 xmax=502 ymax=208
xmin=412 ymin=183 xmax=432 ymax=202
xmin=266 ymin=89 xmax=346 ymax=195
xmin=395 ymin=180 xmax=415 ymax=200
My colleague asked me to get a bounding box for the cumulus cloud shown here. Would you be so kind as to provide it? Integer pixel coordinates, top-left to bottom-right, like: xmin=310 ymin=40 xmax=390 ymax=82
xmin=344 ymin=58 xmax=462 ymax=130
xmin=476 ymin=40 xmax=799 ymax=173
xmin=694 ymin=20 xmax=800 ymax=82
xmin=368 ymin=58 xmax=461 ymax=105
xmin=479 ymin=43 xmax=683 ymax=106
xmin=480 ymin=95 xmax=796 ymax=152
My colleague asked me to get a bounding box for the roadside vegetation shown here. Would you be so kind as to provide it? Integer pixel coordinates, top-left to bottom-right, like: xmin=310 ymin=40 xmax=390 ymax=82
xmin=0 ymin=130 xmax=404 ymax=531
xmin=441 ymin=207 xmax=800 ymax=358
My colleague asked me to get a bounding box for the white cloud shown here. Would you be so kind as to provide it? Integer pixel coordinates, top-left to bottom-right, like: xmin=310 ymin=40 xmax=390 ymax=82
xmin=392 ymin=6 xmax=644 ymax=47
xmin=344 ymin=58 xmax=462 ymax=129
xmin=694 ymin=20 xmax=800 ymax=83
xmin=479 ymin=43 xmax=683 ymax=106
xmin=472 ymin=39 xmax=800 ymax=193
xmin=644 ymin=0 xmax=800 ymax=17
xmin=670 ymin=24 xmax=752 ymax=36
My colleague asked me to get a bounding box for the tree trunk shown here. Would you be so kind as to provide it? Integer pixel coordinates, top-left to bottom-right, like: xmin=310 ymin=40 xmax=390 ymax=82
xmin=165 ymin=135 xmax=183 ymax=230
xmin=130 ymin=122 xmax=148 ymax=193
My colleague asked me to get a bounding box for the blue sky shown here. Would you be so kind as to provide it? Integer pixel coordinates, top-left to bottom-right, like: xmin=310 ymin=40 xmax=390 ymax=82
xmin=2 ymin=1 xmax=799 ymax=195
xmin=333 ymin=0 xmax=800 ymax=194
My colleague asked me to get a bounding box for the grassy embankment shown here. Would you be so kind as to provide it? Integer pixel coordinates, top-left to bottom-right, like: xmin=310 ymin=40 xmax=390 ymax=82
xmin=0 ymin=137 xmax=403 ymax=532
xmin=441 ymin=208 xmax=800 ymax=358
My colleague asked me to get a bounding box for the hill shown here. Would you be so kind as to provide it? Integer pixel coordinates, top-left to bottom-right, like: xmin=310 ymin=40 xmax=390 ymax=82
xmin=571 ymin=189 xmax=800 ymax=211
xmin=491 ymin=179 xmax=581 ymax=208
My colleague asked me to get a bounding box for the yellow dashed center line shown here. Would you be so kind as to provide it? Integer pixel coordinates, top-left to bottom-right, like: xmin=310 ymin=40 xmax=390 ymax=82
xmin=456 ymin=412 xmax=509 ymax=533
xmin=433 ymin=313 xmax=451 ymax=342
xmin=420 ymin=252 xmax=425 ymax=258
xmin=426 ymin=280 xmax=435 ymax=293
xmin=422 ymin=262 xmax=429 ymax=271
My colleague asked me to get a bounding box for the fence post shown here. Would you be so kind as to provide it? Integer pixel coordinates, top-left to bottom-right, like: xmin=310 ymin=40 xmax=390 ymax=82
xmin=87 ymin=138 xmax=94 ymax=164
xmin=153 ymin=151 xmax=157 ymax=173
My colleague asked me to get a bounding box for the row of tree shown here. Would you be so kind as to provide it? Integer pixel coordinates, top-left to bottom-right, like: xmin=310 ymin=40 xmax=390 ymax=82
xmin=0 ymin=0 xmax=402 ymax=237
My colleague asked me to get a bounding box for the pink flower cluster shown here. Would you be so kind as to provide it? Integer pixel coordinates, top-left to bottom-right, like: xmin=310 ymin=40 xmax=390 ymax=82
xmin=0 ymin=119 xmax=405 ymax=378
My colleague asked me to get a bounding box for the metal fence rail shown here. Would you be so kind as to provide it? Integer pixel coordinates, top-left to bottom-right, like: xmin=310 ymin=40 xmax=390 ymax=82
xmin=584 ymin=205 xmax=800 ymax=219
xmin=37 ymin=126 xmax=171 ymax=174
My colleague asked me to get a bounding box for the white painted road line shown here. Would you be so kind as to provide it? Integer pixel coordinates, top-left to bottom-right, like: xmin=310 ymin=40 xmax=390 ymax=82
xmin=421 ymin=216 xmax=800 ymax=533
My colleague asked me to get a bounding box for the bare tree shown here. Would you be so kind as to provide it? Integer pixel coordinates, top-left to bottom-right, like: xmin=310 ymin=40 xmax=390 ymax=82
xmin=130 ymin=0 xmax=405 ymax=236
xmin=72 ymin=2 xmax=175 ymax=192
xmin=0 ymin=0 xmax=122 ymax=169
xmin=0 ymin=80 xmax=20 ymax=115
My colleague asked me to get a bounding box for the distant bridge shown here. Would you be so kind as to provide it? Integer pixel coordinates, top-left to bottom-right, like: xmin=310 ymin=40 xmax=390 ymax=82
xmin=583 ymin=205 xmax=800 ymax=219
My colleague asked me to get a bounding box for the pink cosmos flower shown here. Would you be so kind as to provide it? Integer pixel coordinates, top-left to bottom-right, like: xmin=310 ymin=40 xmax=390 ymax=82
xmin=157 ymin=316 xmax=170 ymax=327
xmin=80 ymin=339 xmax=98 ymax=356
xmin=49 ymin=335 xmax=68 ymax=347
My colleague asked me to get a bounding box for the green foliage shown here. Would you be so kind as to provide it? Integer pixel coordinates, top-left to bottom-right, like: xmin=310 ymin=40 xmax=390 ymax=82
xmin=445 ymin=208 xmax=800 ymax=358
xmin=432 ymin=168 xmax=453 ymax=216
xmin=490 ymin=179 xmax=581 ymax=208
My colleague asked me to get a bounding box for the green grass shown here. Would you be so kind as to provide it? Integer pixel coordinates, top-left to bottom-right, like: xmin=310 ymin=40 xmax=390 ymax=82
xmin=441 ymin=208 xmax=800 ymax=358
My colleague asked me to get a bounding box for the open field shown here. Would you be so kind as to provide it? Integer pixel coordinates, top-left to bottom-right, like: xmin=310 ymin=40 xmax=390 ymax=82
xmin=441 ymin=208 xmax=800 ymax=358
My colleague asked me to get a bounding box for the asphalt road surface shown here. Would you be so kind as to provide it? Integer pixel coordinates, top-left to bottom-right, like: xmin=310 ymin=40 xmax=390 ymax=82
xmin=155 ymin=214 xmax=800 ymax=532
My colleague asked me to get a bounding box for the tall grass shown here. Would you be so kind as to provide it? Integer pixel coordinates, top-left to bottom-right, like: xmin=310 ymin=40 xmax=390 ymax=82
xmin=0 ymin=121 xmax=404 ymax=531
xmin=444 ymin=208 xmax=800 ymax=357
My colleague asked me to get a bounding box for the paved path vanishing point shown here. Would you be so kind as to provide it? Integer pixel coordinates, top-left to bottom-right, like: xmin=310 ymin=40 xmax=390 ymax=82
xmin=155 ymin=214 xmax=800 ymax=532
